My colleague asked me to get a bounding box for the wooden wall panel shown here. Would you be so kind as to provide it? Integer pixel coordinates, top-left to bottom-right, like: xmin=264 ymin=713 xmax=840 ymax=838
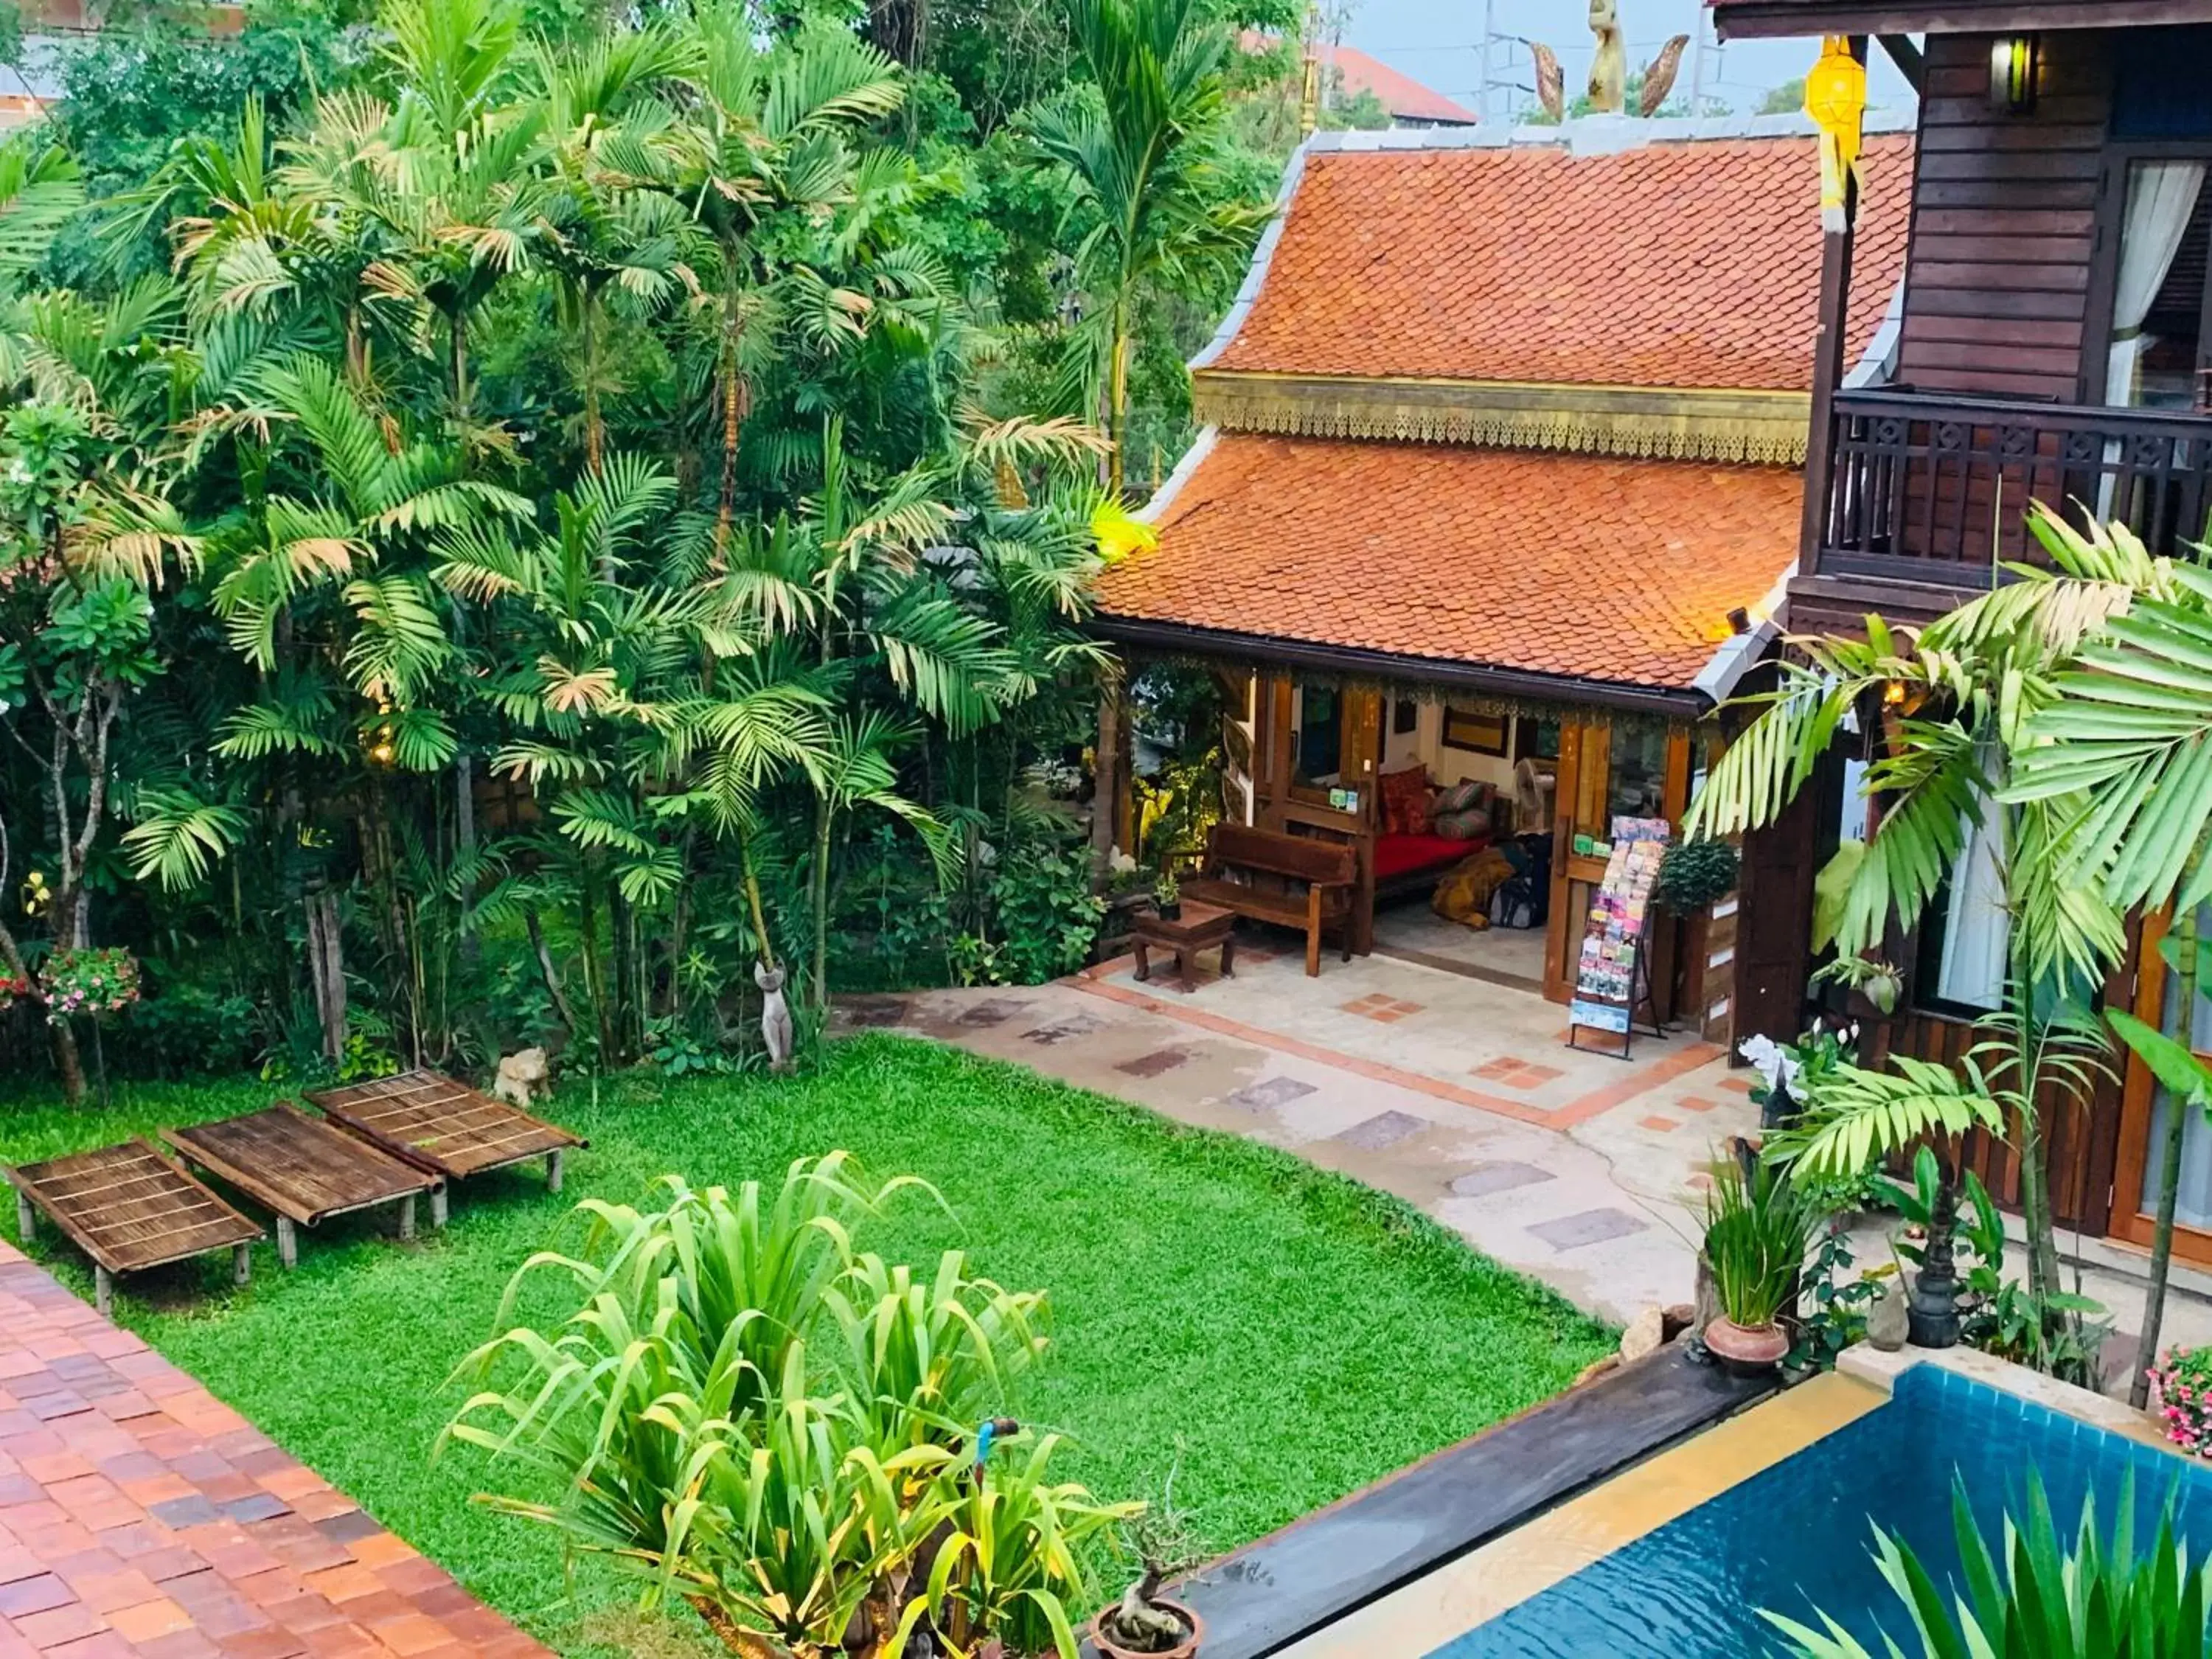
xmin=1896 ymin=33 xmax=2113 ymax=403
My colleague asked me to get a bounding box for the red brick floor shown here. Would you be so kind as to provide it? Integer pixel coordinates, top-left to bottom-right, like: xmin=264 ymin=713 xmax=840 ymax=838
xmin=0 ymin=1242 xmax=552 ymax=1659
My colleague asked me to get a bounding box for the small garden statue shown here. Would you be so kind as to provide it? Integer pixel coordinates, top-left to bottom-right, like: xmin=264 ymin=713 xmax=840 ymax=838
xmin=754 ymin=961 xmax=794 ymax=1073
xmin=492 ymin=1047 xmax=549 ymax=1108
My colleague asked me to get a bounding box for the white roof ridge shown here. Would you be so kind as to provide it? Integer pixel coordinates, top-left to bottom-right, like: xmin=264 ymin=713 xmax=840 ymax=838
xmin=1302 ymin=105 xmax=1914 ymax=155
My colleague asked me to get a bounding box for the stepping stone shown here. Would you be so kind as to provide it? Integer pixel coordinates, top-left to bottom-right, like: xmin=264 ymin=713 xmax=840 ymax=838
xmin=1449 ymin=1161 xmax=1557 ymax=1199
xmin=1227 ymin=1077 xmax=1316 ymax=1111
xmin=1527 ymin=1207 xmax=1649 ymax=1251
xmin=841 ymin=997 xmax=908 ymax=1029
xmin=1116 ymin=1048 xmax=1189 ymax=1079
xmin=1334 ymin=1110 xmax=1428 ymax=1150
xmin=1023 ymin=1012 xmax=1104 ymax=1046
xmin=956 ymin=998 xmax=1030 ymax=1028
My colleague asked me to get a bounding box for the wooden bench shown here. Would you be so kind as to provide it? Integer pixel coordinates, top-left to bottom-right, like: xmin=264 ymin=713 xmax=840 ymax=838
xmin=167 ymin=1104 xmax=442 ymax=1268
xmin=9 ymin=1140 xmax=263 ymax=1315
xmin=1180 ymin=824 xmax=1357 ymax=977
xmin=306 ymin=1069 xmax=583 ymax=1225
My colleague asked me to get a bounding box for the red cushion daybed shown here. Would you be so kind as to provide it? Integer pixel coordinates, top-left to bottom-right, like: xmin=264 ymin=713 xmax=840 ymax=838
xmin=1374 ymin=830 xmax=1485 ymax=883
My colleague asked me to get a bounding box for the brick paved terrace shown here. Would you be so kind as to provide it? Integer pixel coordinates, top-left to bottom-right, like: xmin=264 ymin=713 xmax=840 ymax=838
xmin=0 ymin=1240 xmax=548 ymax=1659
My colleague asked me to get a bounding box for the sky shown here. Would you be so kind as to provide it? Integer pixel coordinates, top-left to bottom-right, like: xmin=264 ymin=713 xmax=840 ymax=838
xmin=1338 ymin=1 xmax=1919 ymax=123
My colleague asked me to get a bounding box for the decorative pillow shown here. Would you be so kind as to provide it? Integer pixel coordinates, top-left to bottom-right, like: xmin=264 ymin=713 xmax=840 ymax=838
xmin=1378 ymin=766 xmax=1432 ymax=837
xmin=1436 ymin=780 xmax=1491 ymax=818
xmin=1435 ymin=807 xmax=1492 ymax=841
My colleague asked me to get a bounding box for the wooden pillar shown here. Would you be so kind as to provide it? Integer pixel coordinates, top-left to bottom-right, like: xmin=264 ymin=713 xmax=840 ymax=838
xmin=546 ymin=1150 xmax=564 ymax=1194
xmin=1091 ymin=682 xmax=1131 ymax=870
xmin=94 ymin=1265 xmax=112 ymax=1317
xmin=399 ymin=1194 xmax=417 ymax=1241
xmin=15 ymin=1192 xmax=32 ymax=1242
xmin=275 ymin=1216 xmax=298 ymax=1270
xmin=1798 ymin=33 xmax=1865 ymax=579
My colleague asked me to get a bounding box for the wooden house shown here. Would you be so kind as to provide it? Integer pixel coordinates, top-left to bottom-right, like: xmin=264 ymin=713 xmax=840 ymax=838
xmin=1711 ymin=0 xmax=2212 ymax=1253
xmin=1090 ymin=115 xmax=1915 ymax=1034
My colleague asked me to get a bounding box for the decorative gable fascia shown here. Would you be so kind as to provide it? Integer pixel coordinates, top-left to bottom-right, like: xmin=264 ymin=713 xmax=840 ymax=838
xmin=1191 ymin=371 xmax=1812 ymax=466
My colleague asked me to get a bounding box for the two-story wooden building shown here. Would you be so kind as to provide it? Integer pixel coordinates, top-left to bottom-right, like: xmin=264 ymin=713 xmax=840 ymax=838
xmin=1712 ymin=0 xmax=2212 ymax=1254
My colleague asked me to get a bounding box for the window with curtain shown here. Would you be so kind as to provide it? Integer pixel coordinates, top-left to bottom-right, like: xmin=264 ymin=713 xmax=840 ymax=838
xmin=1912 ymin=808 xmax=2009 ymax=1016
xmin=2146 ymin=904 xmax=2212 ymax=1231
xmin=2107 ymin=159 xmax=2208 ymax=410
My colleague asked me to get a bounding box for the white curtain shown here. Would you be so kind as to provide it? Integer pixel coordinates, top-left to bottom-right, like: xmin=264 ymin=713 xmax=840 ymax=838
xmin=2106 ymin=161 xmax=2207 ymax=408
xmin=1936 ymin=804 xmax=2008 ymax=1012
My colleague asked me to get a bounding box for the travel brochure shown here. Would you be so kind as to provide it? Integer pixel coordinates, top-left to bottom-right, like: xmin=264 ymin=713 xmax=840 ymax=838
xmin=1568 ymin=816 xmax=1672 ymax=1036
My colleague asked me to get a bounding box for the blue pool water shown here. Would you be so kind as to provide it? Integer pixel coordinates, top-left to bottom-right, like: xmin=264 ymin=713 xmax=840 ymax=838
xmin=1440 ymin=1366 xmax=2212 ymax=1657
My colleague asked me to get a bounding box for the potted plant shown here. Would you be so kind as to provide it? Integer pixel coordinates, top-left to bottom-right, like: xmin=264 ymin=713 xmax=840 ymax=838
xmin=1152 ymin=869 xmax=1180 ymax=922
xmin=1652 ymin=836 xmax=1739 ymax=915
xmin=1092 ymin=1562 xmax=1203 ymax=1659
xmin=1700 ymin=1150 xmax=1818 ymax=1374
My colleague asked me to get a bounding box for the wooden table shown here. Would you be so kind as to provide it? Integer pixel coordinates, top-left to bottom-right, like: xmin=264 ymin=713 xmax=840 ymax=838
xmin=167 ymin=1105 xmax=442 ymax=1268
xmin=1131 ymin=900 xmax=1237 ymax=992
xmin=306 ymin=1070 xmax=583 ymax=1224
xmin=8 ymin=1139 xmax=263 ymax=1315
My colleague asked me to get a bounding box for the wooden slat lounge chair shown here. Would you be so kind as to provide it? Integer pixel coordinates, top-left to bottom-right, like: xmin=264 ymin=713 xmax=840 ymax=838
xmin=166 ymin=1104 xmax=442 ymax=1269
xmin=7 ymin=1139 xmax=263 ymax=1315
xmin=305 ymin=1068 xmax=583 ymax=1224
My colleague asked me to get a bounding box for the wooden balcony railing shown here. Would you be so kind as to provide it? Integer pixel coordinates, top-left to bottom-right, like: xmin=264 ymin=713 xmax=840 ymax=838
xmin=1811 ymin=389 xmax=2212 ymax=588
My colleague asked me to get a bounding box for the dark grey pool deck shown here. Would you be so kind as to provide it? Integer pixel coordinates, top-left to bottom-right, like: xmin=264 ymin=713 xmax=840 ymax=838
xmin=1124 ymin=1344 xmax=1773 ymax=1659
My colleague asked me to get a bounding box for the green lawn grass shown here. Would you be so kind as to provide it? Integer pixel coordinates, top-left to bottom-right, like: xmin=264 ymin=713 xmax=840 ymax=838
xmin=0 ymin=1036 xmax=1611 ymax=1652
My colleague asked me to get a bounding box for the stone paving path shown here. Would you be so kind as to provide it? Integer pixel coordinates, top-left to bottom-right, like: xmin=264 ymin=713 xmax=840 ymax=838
xmin=0 ymin=1242 xmax=548 ymax=1659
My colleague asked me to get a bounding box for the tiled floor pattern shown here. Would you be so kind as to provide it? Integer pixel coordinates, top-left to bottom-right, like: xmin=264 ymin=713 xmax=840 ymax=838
xmin=0 ymin=1242 xmax=549 ymax=1659
xmin=1085 ymin=938 xmax=1722 ymax=1127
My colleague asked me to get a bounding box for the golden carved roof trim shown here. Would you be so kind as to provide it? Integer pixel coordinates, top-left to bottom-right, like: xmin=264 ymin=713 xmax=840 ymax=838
xmin=1191 ymin=372 xmax=1811 ymax=466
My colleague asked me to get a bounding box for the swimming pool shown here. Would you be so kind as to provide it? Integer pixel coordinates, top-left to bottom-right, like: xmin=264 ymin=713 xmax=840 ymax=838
xmin=1279 ymin=1360 xmax=2211 ymax=1658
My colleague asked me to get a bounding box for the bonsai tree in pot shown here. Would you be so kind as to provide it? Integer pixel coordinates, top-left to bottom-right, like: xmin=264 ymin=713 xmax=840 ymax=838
xmin=1093 ymin=1506 xmax=1206 ymax=1659
xmin=1700 ymin=1149 xmax=1818 ymax=1374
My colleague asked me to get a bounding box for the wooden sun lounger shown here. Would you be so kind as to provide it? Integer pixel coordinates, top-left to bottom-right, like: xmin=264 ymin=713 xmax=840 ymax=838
xmin=305 ymin=1069 xmax=582 ymax=1224
xmin=8 ymin=1139 xmax=263 ymax=1315
xmin=165 ymin=1105 xmax=443 ymax=1269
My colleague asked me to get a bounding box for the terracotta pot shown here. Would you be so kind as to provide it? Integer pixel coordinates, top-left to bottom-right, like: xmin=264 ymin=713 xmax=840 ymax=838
xmin=1091 ymin=1598 xmax=1203 ymax=1659
xmin=1703 ymin=1315 xmax=1789 ymax=1375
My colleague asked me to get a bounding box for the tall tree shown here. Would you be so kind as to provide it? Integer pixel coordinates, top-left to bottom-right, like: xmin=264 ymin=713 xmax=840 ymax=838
xmin=1028 ymin=0 xmax=1269 ymax=495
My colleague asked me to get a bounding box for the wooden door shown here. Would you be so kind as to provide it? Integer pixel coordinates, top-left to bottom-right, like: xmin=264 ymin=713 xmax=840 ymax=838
xmin=1543 ymin=721 xmax=1610 ymax=1004
xmin=2110 ymin=908 xmax=2212 ymax=1259
xmin=1543 ymin=720 xmax=1696 ymax=1012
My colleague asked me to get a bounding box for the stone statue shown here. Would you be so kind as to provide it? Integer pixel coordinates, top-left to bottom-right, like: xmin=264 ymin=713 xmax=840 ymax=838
xmin=755 ymin=960 xmax=795 ymax=1074
xmin=1528 ymin=4 xmax=1694 ymax=121
xmin=1587 ymin=0 xmax=1627 ymax=115
xmin=492 ymin=1046 xmax=549 ymax=1108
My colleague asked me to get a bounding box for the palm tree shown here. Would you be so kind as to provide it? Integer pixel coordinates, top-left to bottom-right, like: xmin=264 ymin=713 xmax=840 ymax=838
xmin=675 ymin=15 xmax=911 ymax=551
xmin=1687 ymin=505 xmax=2164 ymax=1329
xmin=2006 ymin=518 xmax=2212 ymax=1401
xmin=1026 ymin=0 xmax=1270 ymax=495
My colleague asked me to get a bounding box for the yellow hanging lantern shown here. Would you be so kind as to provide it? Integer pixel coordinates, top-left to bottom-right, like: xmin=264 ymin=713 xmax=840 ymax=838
xmin=1091 ymin=499 xmax=1158 ymax=566
xmin=1804 ymin=35 xmax=1866 ymax=233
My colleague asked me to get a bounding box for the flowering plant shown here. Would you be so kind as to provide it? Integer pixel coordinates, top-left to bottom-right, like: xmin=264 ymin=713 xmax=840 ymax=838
xmin=37 ymin=947 xmax=140 ymax=1025
xmin=2149 ymin=1344 xmax=2212 ymax=1457
xmin=0 ymin=968 xmax=30 ymax=1012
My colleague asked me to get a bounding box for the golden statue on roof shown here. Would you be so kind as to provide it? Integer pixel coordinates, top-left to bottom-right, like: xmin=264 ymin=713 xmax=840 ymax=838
xmin=1532 ymin=1 xmax=1692 ymax=121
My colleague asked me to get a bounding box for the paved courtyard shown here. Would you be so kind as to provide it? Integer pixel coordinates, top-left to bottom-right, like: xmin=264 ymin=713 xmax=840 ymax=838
xmin=0 ymin=1242 xmax=546 ymax=1659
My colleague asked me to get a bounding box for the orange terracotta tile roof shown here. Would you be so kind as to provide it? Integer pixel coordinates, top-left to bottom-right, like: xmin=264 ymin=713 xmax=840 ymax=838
xmin=1093 ymin=433 xmax=1802 ymax=692
xmin=1241 ymin=34 xmax=1479 ymax=125
xmin=1204 ymin=131 xmax=1912 ymax=389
